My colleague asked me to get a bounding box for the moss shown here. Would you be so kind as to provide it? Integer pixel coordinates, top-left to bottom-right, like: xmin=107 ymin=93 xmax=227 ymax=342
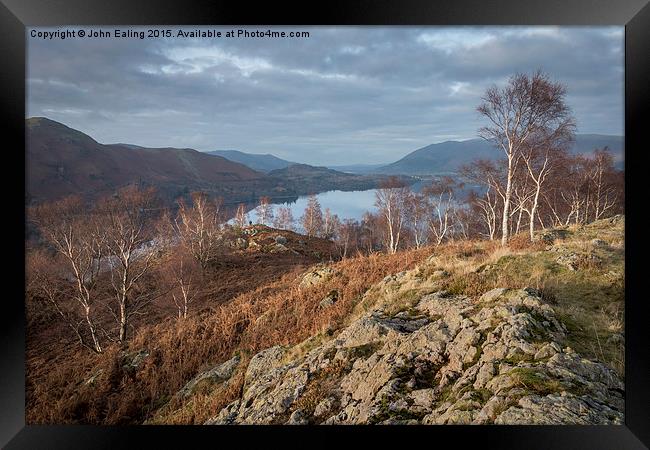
xmin=288 ymin=359 xmax=352 ymax=422
xmin=508 ymin=368 xmax=564 ymax=395
xmin=502 ymin=352 xmax=534 ymax=365
xmin=475 ymin=388 xmax=493 ymax=404
xmin=384 ymin=289 xmax=423 ymax=316
xmin=282 ymin=333 xmax=330 ymax=364
xmin=346 ymin=341 xmax=383 ymax=360
xmin=370 ymin=392 xmax=426 ymax=424
xmin=436 ymin=384 xmax=456 ymax=405
xmin=191 ymin=377 xmax=217 ymax=396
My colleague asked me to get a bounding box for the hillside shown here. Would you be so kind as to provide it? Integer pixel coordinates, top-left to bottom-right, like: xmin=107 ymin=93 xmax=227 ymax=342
xmin=26 ymin=117 xmax=269 ymax=203
xmin=196 ymin=217 xmax=625 ymax=425
xmin=374 ymin=134 xmax=624 ymax=175
xmin=25 ymin=118 xmax=397 ymax=204
xmin=26 ymin=215 xmax=623 ymax=425
xmin=268 ymin=164 xmax=413 ymax=193
xmin=206 ymin=150 xmax=294 ymax=172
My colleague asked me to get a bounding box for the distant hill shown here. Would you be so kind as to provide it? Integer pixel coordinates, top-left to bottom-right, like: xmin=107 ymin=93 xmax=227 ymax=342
xmin=26 ymin=118 xmax=400 ymax=204
xmin=327 ymin=163 xmax=386 ymax=174
xmin=374 ymin=134 xmax=624 ymax=175
xmin=267 ymin=164 xmax=413 ymax=193
xmin=206 ymin=149 xmax=294 ymax=172
xmin=26 ymin=117 xmax=272 ymax=203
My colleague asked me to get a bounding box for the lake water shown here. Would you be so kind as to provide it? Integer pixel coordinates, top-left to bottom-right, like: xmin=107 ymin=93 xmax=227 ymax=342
xmin=234 ymin=180 xmax=478 ymax=228
xmin=277 ymin=189 xmax=379 ymax=223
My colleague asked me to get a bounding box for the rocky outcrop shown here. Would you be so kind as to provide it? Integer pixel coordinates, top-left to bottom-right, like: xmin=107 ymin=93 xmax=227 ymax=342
xmin=177 ymin=355 xmax=241 ymax=400
xmin=205 ymin=287 xmax=623 ymax=425
xmin=299 ymin=266 xmax=339 ymax=289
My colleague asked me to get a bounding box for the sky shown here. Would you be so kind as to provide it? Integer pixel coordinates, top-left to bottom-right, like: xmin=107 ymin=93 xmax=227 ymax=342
xmin=27 ymin=26 xmax=624 ymax=166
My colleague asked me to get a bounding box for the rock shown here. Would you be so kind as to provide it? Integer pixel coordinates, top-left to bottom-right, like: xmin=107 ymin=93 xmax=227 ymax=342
xmin=270 ymin=243 xmax=289 ymax=253
xmin=300 ymin=266 xmax=338 ymax=288
xmin=275 ymin=235 xmax=288 ymax=245
xmin=556 ymin=253 xmax=579 ymax=271
xmin=209 ymin=285 xmax=623 ymax=425
xmin=234 ymin=237 xmax=248 ymax=249
xmin=480 ymin=288 xmax=509 ymax=303
xmin=430 ymin=270 xmax=449 ymax=279
xmin=319 ymin=290 xmax=339 ymax=309
xmin=475 ymin=395 xmax=508 ymax=423
xmin=591 ymin=239 xmax=608 ymax=248
xmin=495 ymin=393 xmax=623 ymax=424
xmin=205 ymin=400 xmax=241 ymax=425
xmin=177 ymin=355 xmax=240 ymax=399
xmin=121 ymin=349 xmax=149 ymax=372
xmin=534 ymin=342 xmax=561 ymax=360
xmin=314 ymin=396 xmax=337 ymax=418
xmin=287 ymin=409 xmax=309 ymax=425
xmin=409 ymin=389 xmax=436 ymax=408
xmin=245 ymin=346 xmax=286 ymax=384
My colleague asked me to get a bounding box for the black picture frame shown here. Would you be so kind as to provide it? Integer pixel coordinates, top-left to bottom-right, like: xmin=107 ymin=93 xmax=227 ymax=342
xmin=1 ymin=0 xmax=648 ymax=448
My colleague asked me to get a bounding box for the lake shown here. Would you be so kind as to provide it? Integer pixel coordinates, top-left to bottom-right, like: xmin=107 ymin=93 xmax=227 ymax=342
xmin=233 ymin=179 xmax=478 ymax=229
xmin=272 ymin=180 xmax=441 ymax=223
xmin=277 ymin=189 xmax=379 ymax=224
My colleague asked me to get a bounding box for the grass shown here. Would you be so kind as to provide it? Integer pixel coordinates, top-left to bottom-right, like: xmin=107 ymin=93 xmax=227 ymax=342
xmin=418 ymin=220 xmax=624 ymax=377
xmin=26 ymin=217 xmax=624 ymax=425
xmin=346 ymin=341 xmax=384 ymax=360
xmin=288 ymin=359 xmax=352 ymax=423
xmin=27 ymin=246 xmax=431 ymax=425
xmin=508 ymin=367 xmax=565 ymax=396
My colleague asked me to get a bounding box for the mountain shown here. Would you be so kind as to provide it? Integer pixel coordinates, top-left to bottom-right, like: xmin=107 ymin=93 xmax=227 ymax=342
xmin=327 ymin=163 xmax=386 ymax=174
xmin=26 ymin=118 xmax=401 ymax=204
xmin=375 ymin=134 xmax=624 ymax=175
xmin=26 ymin=117 xmax=270 ymax=203
xmin=206 ymin=150 xmax=294 ymax=172
xmin=268 ymin=164 xmax=413 ymax=193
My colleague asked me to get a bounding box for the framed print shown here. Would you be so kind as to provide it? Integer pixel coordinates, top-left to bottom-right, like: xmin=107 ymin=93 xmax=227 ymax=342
xmin=1 ymin=0 xmax=649 ymax=448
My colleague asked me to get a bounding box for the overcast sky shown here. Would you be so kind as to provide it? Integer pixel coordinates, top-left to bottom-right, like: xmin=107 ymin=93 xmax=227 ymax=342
xmin=27 ymin=26 xmax=624 ymax=165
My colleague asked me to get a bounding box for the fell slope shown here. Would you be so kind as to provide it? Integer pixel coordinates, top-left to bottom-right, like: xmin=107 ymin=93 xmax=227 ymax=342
xmin=26 ymin=117 xmax=266 ymax=202
xmin=376 ymin=134 xmax=624 ymax=175
xmin=206 ymin=150 xmax=294 ymax=172
xmin=159 ymin=216 xmax=624 ymax=425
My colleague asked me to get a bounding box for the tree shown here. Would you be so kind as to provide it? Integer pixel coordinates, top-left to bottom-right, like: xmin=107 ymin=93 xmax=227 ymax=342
xmin=360 ymin=212 xmax=381 ymax=253
xmin=461 ymin=159 xmax=508 ymax=238
xmin=160 ymin=249 xmax=201 ymax=320
xmin=322 ymin=208 xmax=340 ymax=239
xmin=590 ymin=148 xmax=620 ymax=221
xmin=468 ymin=188 xmax=499 ymax=241
xmin=519 ymin=103 xmax=575 ymax=240
xmin=404 ymin=191 xmax=429 ymax=249
xmin=273 ymin=206 xmax=294 ymax=231
xmin=255 ymin=196 xmax=274 ymax=225
xmin=301 ymin=195 xmax=323 ymax=237
xmin=335 ymin=218 xmax=361 ymax=258
xmin=175 ymin=192 xmax=224 ymax=271
xmin=375 ymin=177 xmax=409 ymax=254
xmin=30 ymin=196 xmax=105 ymax=353
xmin=478 ymin=70 xmax=573 ymax=245
xmin=99 ymin=186 xmax=160 ymax=344
xmin=541 ymin=149 xmax=623 ymax=226
xmin=422 ymin=177 xmax=459 ymax=246
xmin=234 ymin=203 xmax=249 ymax=228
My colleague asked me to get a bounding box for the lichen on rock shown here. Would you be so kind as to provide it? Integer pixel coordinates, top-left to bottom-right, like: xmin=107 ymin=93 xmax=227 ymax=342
xmin=205 ymin=285 xmax=623 ymax=425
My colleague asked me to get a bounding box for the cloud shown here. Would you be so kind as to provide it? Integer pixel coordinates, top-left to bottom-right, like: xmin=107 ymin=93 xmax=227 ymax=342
xmin=27 ymin=26 xmax=623 ymax=165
